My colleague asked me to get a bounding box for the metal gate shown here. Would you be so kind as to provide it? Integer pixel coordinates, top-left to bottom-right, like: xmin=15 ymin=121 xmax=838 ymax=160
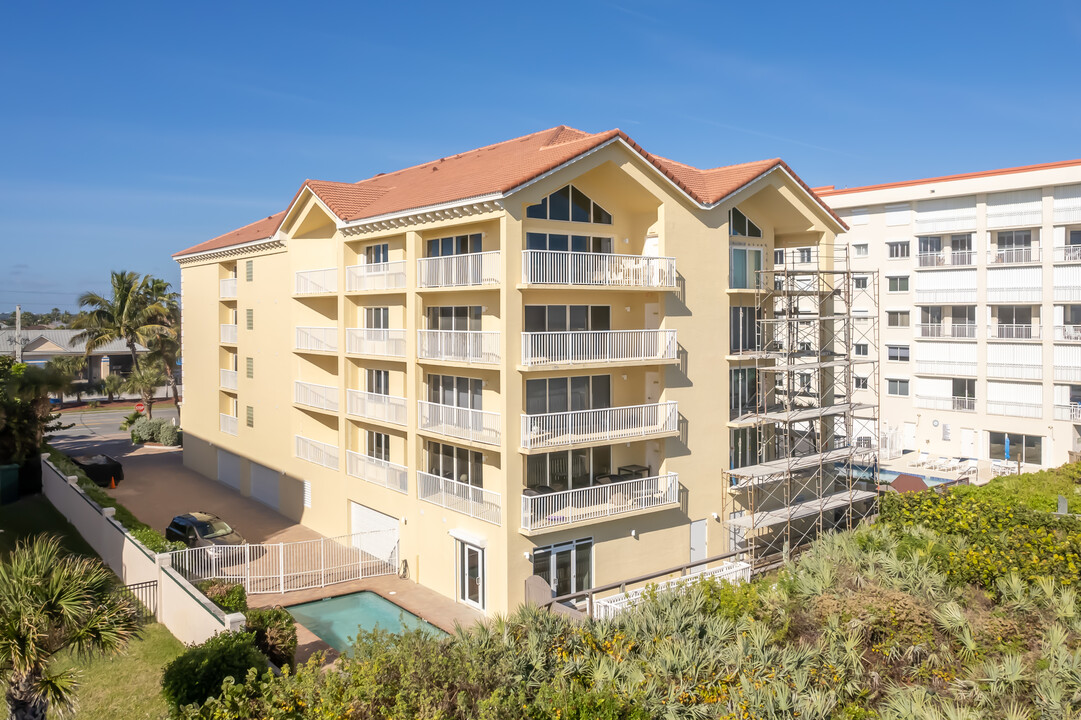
xmin=166 ymin=529 xmax=398 ymax=594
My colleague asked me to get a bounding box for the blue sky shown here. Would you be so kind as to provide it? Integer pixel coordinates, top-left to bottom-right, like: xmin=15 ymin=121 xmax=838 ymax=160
xmin=3 ymin=0 xmax=1080 ymax=311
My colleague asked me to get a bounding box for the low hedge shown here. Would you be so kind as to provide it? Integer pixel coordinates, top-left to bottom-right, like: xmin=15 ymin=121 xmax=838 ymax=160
xmin=161 ymin=631 xmax=268 ymax=714
xmin=198 ymin=580 xmax=248 ymax=613
xmin=244 ymin=607 xmax=297 ymax=668
xmin=131 ymin=417 xmax=182 ymax=446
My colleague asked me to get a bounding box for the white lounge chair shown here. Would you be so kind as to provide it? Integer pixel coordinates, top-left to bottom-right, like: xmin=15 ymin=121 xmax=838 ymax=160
xmin=927 ymin=456 xmax=948 ymax=470
xmin=937 ymin=458 xmax=962 ymax=473
xmin=911 ymin=451 xmax=930 ymax=468
xmin=957 ymin=459 xmax=978 ymax=478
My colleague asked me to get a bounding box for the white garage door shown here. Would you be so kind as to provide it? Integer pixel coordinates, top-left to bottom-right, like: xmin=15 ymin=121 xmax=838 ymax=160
xmin=250 ymin=463 xmax=280 ymax=510
xmin=349 ymin=502 xmax=398 ymax=563
xmin=217 ymin=449 xmax=241 ymax=490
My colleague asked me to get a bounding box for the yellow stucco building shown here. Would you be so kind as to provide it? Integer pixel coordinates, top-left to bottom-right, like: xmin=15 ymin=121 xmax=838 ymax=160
xmin=173 ymin=126 xmax=858 ymax=615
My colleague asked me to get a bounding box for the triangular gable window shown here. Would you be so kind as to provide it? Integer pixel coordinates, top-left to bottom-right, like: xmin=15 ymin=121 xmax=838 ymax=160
xmin=527 ymin=185 xmax=612 ymax=224
xmin=729 ymin=207 xmax=762 ymax=238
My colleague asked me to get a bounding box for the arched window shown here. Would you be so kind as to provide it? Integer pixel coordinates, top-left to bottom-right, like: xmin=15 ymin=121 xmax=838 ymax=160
xmin=729 ymin=207 xmax=762 ymax=237
xmin=527 ymin=184 xmax=612 ymax=224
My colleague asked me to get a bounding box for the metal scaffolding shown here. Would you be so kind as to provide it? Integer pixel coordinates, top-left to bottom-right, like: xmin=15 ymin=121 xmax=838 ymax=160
xmin=724 ymin=244 xmax=879 ymax=567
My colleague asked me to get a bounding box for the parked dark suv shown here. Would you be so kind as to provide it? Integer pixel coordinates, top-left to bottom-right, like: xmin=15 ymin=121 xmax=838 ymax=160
xmin=71 ymin=455 xmax=124 ymax=487
xmin=166 ymin=512 xmax=246 ymax=550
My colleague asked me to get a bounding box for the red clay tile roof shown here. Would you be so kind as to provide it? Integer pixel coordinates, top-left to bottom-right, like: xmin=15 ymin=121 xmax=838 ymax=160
xmin=817 ymin=157 xmax=1081 ymax=197
xmin=177 ymin=126 xmax=843 ymax=257
xmin=174 ymin=212 xmax=286 ymax=258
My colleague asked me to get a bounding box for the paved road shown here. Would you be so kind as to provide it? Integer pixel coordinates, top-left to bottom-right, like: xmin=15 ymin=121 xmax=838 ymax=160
xmin=51 ymin=407 xmax=180 ymax=448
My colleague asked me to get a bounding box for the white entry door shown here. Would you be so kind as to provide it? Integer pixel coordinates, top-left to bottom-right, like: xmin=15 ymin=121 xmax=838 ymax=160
xmin=961 ymin=428 xmax=976 ymax=458
xmin=903 ymin=422 xmax=917 ymax=451
xmin=690 ymin=519 xmax=707 ymax=568
xmin=458 ymin=542 xmax=485 ymax=610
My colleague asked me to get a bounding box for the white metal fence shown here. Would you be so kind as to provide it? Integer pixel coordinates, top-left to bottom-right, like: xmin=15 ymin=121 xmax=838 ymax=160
xmin=346 ymin=261 xmax=407 ymax=292
xmin=417 ymin=471 xmax=501 ymax=525
xmin=418 ymin=252 xmax=501 ymax=288
xmin=346 ymin=328 xmax=407 ymax=357
xmin=296 ymin=326 xmax=338 ymax=352
xmin=347 ymin=389 xmax=408 ymax=425
xmin=295 ymin=435 xmax=339 ymax=469
xmin=417 ymin=330 xmax=501 ymax=364
xmin=295 ymin=381 xmax=339 ymax=412
xmin=346 ymin=450 xmax=409 ymax=494
xmin=521 ymin=329 xmax=677 ymax=367
xmin=167 ymin=530 xmax=399 ymax=595
xmin=295 ymin=268 xmax=338 ymax=294
xmin=521 ymin=474 xmax=679 ymax=532
xmin=592 ymin=560 xmax=751 ymax=620
xmin=521 ymin=250 xmax=676 ymax=288
xmin=521 ymin=401 xmax=678 ymax=449
xmin=418 ymin=401 xmax=501 ymax=445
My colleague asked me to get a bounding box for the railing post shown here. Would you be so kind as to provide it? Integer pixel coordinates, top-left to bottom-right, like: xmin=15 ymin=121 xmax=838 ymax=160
xmin=244 ymin=543 xmax=251 ymax=592
xmin=321 ymin=537 xmax=326 ymax=588
xmin=278 ymin=542 xmax=285 ymax=593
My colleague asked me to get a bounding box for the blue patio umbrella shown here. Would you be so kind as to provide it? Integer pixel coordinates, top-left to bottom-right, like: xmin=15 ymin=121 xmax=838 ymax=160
xmin=1004 ymin=434 xmax=1011 ymax=460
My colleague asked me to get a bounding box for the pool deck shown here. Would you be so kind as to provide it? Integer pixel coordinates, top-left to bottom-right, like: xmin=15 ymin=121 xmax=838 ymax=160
xmin=248 ymin=574 xmax=485 ymax=664
xmin=881 ymin=453 xmax=1039 ymax=487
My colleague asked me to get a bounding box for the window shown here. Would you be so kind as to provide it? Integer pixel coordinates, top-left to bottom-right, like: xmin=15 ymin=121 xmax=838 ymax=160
xmin=365 ymin=243 xmax=389 ymax=265
xmin=888 ymin=276 xmax=909 ymax=293
xmin=367 ymin=430 xmax=390 ymax=461
xmin=426 ymin=441 xmax=483 ymax=486
xmin=426 ymin=306 xmax=481 ymax=331
xmin=245 ymin=259 xmax=253 ymax=282
xmin=887 ymin=311 xmax=910 ymax=327
xmin=855 ymin=376 xmax=869 ymax=390
xmin=854 ymin=276 xmax=869 ymax=289
xmin=526 ymin=446 xmax=612 ymax=492
xmin=526 ymin=233 xmax=612 ymax=253
xmin=730 ymin=247 xmax=763 ymax=289
xmin=729 ymin=208 xmax=762 ymax=238
xmin=432 ymin=374 xmax=484 ymax=409
xmin=989 ymin=432 xmax=1042 ymax=465
xmin=730 ymin=368 xmax=758 ymax=415
xmin=532 ymin=538 xmax=592 ymax=597
xmin=245 ymin=308 xmax=253 ymax=330
xmin=367 ymin=368 xmax=389 ymax=395
xmin=854 ymin=244 xmax=869 ymax=258
xmin=887 ymin=378 xmax=910 ymax=396
xmin=855 ymin=343 xmax=868 ymax=356
xmin=798 ymin=248 xmax=812 ymax=264
xmin=365 ymin=306 xmax=390 ymax=329
xmin=856 ymin=436 xmax=873 ymax=449
xmin=774 ymin=249 xmax=785 ymax=265
xmin=245 ymin=405 xmax=254 ymax=428
xmin=730 ymin=306 xmax=759 ymax=352
xmin=887 ymin=242 xmax=910 ymax=259
xmin=245 ymin=357 xmax=253 ymax=379
xmin=887 ymin=345 xmax=910 ymax=361
xmin=524 ymin=304 xmax=609 ymax=332
xmin=526 ymin=184 xmax=612 ymax=224
xmin=427 ymin=233 xmax=482 ymax=257
xmin=527 ymin=375 xmax=609 ymax=415
xmin=730 ymin=427 xmax=758 ymax=469
xmin=458 ymin=542 xmax=485 ymax=609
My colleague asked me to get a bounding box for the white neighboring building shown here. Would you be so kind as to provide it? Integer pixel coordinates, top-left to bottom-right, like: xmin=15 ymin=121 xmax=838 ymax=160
xmin=0 ymin=328 xmax=146 ymax=380
xmin=818 ymin=159 xmax=1081 ymax=468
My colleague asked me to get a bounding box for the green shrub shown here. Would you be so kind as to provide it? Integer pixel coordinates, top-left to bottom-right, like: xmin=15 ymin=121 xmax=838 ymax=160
xmin=198 ymin=581 xmax=248 ymax=613
xmin=88 ymin=400 xmax=100 ymax=408
xmin=244 ymin=608 xmax=297 ymax=668
xmin=161 ymin=631 xmax=267 ymax=713
xmin=131 ymin=526 xmax=185 ymax=553
xmin=119 ymin=409 xmax=142 ymax=430
xmin=131 ymin=416 xmax=170 ymax=443
xmin=159 ymin=423 xmax=181 ymax=446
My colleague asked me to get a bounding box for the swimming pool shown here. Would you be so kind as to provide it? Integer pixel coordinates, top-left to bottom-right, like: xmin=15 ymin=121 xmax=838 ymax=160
xmin=287 ymin=591 xmax=443 ymax=653
xmin=853 ymin=465 xmax=951 ymax=486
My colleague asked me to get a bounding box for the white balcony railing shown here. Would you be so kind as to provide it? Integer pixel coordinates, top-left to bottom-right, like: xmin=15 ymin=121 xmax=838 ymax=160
xmin=914 ymin=288 xmax=978 ymax=304
xmin=989 ymin=324 xmax=1041 ymax=340
xmin=417 ymin=471 xmax=501 ymax=525
xmin=1054 ymin=325 xmax=1081 ymax=342
xmin=915 ymin=360 xmax=978 ymax=376
xmin=986 ymin=400 xmax=1043 ymax=418
xmin=295 ymin=435 xmax=339 ymax=470
xmin=913 ymin=396 xmax=976 ymax=412
xmin=915 ymin=323 xmax=943 ymax=338
xmin=220 ymin=324 xmax=238 ymax=344
xmin=220 ymin=369 xmax=238 ymax=390
xmin=418 ymin=252 xmax=500 ymax=288
xmin=521 ymin=250 xmax=677 ymax=288
xmin=950 ymin=250 xmax=976 ymax=266
xmin=346 ymin=328 xmax=406 ymax=357
xmin=346 ymin=450 xmax=408 ymax=494
xmin=294 ymin=381 xmax=339 ymax=412
xmin=521 ymin=474 xmax=680 ymax=532
xmin=345 ymin=261 xmax=406 ymax=292
xmin=987 ymin=363 xmax=1043 ymax=380
xmin=417 ymin=330 xmax=500 ymax=364
xmin=219 ymin=278 xmax=237 ymax=298
xmin=294 ymin=268 xmax=337 ymax=294
xmin=295 ymin=326 xmax=338 ymax=352
xmin=521 ymin=401 xmax=678 ymax=450
xmin=989 ymin=247 xmax=1040 ymax=265
xmin=986 ymin=286 xmax=1043 ymax=303
xmin=950 ymin=323 xmax=977 ymax=338
xmin=916 ymin=252 xmax=945 ymax=267
xmin=347 ymin=389 xmax=407 ymax=425
xmin=418 ymin=401 xmax=500 ymax=446
xmin=521 ymin=329 xmax=678 ymax=367
xmin=219 ymin=413 xmax=238 ymax=436
xmin=918 ymin=322 xmax=977 ymax=339
xmin=1054 ymin=403 xmax=1081 ymax=421
xmin=1054 ymin=246 xmax=1081 ymax=263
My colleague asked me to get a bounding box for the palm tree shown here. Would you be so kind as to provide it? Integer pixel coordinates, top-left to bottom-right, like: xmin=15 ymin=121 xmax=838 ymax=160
xmin=3 ymin=365 xmax=71 ymax=459
xmin=123 ymin=365 xmax=166 ymax=419
xmin=71 ymin=271 xmax=170 ymax=370
xmin=101 ymin=374 xmax=125 ymax=402
xmin=0 ymin=536 xmax=139 ymax=720
xmin=142 ymin=278 xmax=182 ymax=407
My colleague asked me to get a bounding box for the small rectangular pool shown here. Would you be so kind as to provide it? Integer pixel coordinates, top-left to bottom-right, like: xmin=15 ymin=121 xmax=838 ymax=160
xmin=287 ymin=591 xmax=444 ymax=653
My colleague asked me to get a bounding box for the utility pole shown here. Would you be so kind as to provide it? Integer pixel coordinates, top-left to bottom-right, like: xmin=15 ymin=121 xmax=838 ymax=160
xmin=14 ymin=304 xmax=22 ymax=363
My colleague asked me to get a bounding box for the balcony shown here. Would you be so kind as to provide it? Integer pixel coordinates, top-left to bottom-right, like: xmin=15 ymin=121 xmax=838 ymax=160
xmin=347 ymin=390 xmax=407 ymax=425
xmin=916 ymin=252 xmax=945 ymax=268
xmin=220 ymin=369 xmax=238 ymax=390
xmin=417 ymin=471 xmax=501 ymax=525
xmin=346 ymin=450 xmax=408 ymax=494
xmin=520 ymin=474 xmax=680 ymax=533
xmin=295 ymin=326 xmax=337 ymax=353
xmin=418 ymin=401 xmax=500 ymax=445
xmin=219 ymin=413 xmax=238 ymax=436
xmin=521 ymin=401 xmax=678 ymax=450
xmin=914 ymin=395 xmax=976 ymax=412
xmin=988 ymin=247 xmax=1041 ymax=265
xmin=1054 ymin=246 xmax=1081 ymax=263
xmin=987 ymin=400 xmax=1043 ymax=419
xmin=1056 ymin=366 xmax=1081 ymax=382
xmin=988 ymin=324 xmax=1041 ymax=340
xmin=987 ymin=363 xmax=1042 ymax=380
xmin=418 ymin=252 xmax=500 ymax=288
xmin=1054 ymin=403 xmax=1081 ymax=421
xmin=220 ymin=324 xmax=238 ymax=344
xmin=950 ymin=323 xmax=977 ymax=339
xmin=914 ymin=288 xmax=977 ymax=304
xmin=345 ymin=261 xmax=406 ymax=292
xmin=915 ymin=323 xmax=943 ymax=338
xmin=346 ymin=328 xmax=406 ymax=358
xmin=219 ymin=278 xmax=237 ymax=298
xmin=295 ymin=268 xmax=337 ymax=295
xmin=914 ymin=360 xmax=977 ymax=376
xmin=294 ymin=381 xmax=339 ymax=413
xmin=417 ymin=330 xmax=500 ymax=364
xmin=295 ymin=435 xmax=339 ymax=470
xmin=521 ymin=329 xmax=678 ymax=368
xmin=521 ymin=250 xmax=677 ymax=289
xmin=951 ymin=250 xmax=976 ymax=266
xmin=1055 ymin=325 xmax=1081 ymax=342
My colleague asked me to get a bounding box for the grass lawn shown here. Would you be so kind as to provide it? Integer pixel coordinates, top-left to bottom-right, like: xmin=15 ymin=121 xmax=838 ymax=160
xmin=0 ymin=493 xmax=97 ymax=557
